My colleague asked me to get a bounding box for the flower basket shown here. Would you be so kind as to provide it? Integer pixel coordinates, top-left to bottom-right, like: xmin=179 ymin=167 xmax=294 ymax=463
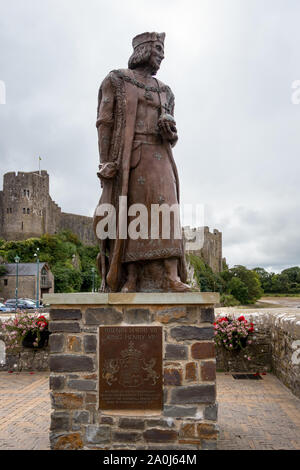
xmin=22 ymin=330 xmax=50 ymax=349
xmin=0 ymin=313 xmax=50 ymax=351
xmin=214 ymin=315 xmax=254 ymax=353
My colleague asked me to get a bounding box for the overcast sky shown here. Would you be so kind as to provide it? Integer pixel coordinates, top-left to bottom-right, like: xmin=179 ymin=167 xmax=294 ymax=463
xmin=0 ymin=0 xmax=299 ymax=272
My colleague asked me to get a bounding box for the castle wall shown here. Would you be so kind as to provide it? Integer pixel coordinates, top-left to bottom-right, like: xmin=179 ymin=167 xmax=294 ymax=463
xmin=59 ymin=212 xmax=96 ymax=246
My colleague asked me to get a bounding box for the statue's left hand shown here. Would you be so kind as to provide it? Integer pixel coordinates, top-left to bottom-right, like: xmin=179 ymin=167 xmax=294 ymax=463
xmin=158 ymin=115 xmax=178 ymax=143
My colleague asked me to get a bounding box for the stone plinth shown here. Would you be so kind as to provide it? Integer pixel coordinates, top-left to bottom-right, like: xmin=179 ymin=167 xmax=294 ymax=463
xmin=44 ymin=292 xmax=219 ymax=450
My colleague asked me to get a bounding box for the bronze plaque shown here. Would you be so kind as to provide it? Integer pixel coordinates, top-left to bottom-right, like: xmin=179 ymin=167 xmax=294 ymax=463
xmin=99 ymin=326 xmax=163 ymax=410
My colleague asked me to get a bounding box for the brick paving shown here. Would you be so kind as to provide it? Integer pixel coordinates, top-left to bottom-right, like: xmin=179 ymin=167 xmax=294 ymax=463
xmin=217 ymin=372 xmax=300 ymax=450
xmin=0 ymin=372 xmax=50 ymax=450
xmin=0 ymin=371 xmax=299 ymax=450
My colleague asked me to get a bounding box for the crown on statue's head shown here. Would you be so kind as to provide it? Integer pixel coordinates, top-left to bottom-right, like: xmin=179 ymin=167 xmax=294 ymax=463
xmin=132 ymin=32 xmax=165 ymax=50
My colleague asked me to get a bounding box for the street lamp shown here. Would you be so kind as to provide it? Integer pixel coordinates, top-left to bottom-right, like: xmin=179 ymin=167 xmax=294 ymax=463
xmin=14 ymin=255 xmax=20 ymax=307
xmin=91 ymin=267 xmax=96 ymax=293
xmin=34 ymin=248 xmax=40 ymax=308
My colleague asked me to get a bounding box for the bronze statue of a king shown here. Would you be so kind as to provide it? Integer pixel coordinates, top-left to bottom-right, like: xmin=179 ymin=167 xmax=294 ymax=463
xmin=93 ymin=32 xmax=191 ymax=293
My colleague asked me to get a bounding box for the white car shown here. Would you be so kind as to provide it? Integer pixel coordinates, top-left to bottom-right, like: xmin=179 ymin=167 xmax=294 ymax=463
xmin=0 ymin=302 xmax=13 ymax=312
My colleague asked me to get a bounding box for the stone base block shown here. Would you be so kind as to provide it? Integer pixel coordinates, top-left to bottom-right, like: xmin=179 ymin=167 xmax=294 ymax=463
xmin=44 ymin=292 xmax=219 ymax=450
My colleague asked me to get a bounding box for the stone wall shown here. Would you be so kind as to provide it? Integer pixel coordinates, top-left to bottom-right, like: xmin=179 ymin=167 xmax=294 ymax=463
xmin=45 ymin=292 xmax=219 ymax=450
xmin=0 ymin=333 xmax=49 ymax=372
xmin=271 ymin=313 xmax=300 ymax=398
xmin=216 ymin=311 xmax=300 ymax=398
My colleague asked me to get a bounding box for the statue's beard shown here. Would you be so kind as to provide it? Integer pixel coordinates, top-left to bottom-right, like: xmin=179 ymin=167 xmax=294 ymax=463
xmin=148 ymin=61 xmax=160 ymax=76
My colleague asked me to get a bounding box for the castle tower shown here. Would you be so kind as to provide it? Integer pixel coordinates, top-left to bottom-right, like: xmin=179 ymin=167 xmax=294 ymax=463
xmin=183 ymin=226 xmax=223 ymax=273
xmin=0 ymin=171 xmax=61 ymax=241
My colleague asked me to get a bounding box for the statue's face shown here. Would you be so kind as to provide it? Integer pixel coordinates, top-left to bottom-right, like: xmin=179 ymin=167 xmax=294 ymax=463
xmin=149 ymin=40 xmax=164 ymax=74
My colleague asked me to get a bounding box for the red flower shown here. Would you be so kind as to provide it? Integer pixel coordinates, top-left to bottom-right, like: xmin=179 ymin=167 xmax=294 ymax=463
xmin=36 ymin=315 xmax=48 ymax=327
xmin=238 ymin=315 xmax=246 ymax=322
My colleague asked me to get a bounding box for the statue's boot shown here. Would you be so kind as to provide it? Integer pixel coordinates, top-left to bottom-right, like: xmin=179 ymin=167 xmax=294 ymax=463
xmin=121 ymin=263 xmax=137 ymax=293
xmin=163 ymin=278 xmax=192 ymax=292
xmin=121 ymin=280 xmax=137 ymax=293
xmin=163 ymin=258 xmax=191 ymax=292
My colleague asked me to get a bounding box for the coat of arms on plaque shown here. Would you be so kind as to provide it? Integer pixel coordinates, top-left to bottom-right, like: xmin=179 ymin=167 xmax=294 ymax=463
xmin=102 ymin=341 xmax=159 ymax=388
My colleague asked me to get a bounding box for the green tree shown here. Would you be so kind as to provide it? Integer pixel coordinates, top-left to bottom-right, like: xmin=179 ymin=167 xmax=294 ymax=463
xmin=52 ymin=263 xmax=82 ymax=293
xmin=187 ymin=254 xmax=225 ymax=292
xmin=229 ymin=265 xmax=263 ymax=303
xmin=270 ymin=273 xmax=290 ymax=293
xmin=227 ymin=277 xmax=249 ymax=304
xmin=253 ymin=267 xmax=273 ymax=292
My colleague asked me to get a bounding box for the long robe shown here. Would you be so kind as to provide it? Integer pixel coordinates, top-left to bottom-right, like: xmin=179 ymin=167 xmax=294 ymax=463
xmin=93 ymin=69 xmax=187 ymax=292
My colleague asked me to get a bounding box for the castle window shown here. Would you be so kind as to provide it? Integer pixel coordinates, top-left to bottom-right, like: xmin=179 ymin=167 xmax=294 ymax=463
xmin=21 ymin=222 xmax=23 ymax=231
xmin=23 ymin=208 xmax=26 ymax=214
xmin=10 ymin=208 xmax=12 ymax=213
xmin=4 ymin=279 xmax=8 ymax=286
xmin=27 ymin=190 xmax=30 ymax=197
xmin=7 ymin=208 xmax=9 ymax=214
xmin=23 ymin=189 xmax=26 ymax=196
xmin=27 ymin=208 xmax=30 ymax=214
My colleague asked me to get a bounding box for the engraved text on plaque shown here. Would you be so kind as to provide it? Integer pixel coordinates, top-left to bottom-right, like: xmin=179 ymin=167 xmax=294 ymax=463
xmin=99 ymin=326 xmax=163 ymax=410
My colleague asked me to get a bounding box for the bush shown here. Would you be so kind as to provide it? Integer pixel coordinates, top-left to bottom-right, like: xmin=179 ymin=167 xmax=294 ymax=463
xmin=187 ymin=254 xmax=225 ymax=292
xmin=220 ymin=294 xmax=240 ymax=307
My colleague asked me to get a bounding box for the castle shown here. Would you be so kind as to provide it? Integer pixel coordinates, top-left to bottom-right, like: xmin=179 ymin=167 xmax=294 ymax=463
xmin=0 ymin=171 xmax=95 ymax=245
xmin=0 ymin=171 xmax=223 ymax=272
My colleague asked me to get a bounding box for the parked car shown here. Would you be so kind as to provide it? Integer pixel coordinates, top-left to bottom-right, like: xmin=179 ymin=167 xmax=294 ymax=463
xmin=4 ymin=299 xmax=36 ymax=310
xmin=19 ymin=298 xmax=44 ymax=308
xmin=0 ymin=302 xmax=13 ymax=312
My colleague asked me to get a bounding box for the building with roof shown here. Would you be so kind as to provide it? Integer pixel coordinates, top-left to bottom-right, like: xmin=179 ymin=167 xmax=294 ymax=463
xmin=0 ymin=262 xmax=54 ymax=302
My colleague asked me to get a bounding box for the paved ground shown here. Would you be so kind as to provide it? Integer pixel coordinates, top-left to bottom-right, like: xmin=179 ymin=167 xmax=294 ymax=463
xmin=217 ymin=372 xmax=300 ymax=450
xmin=0 ymin=371 xmax=299 ymax=450
xmin=0 ymin=372 xmax=50 ymax=450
